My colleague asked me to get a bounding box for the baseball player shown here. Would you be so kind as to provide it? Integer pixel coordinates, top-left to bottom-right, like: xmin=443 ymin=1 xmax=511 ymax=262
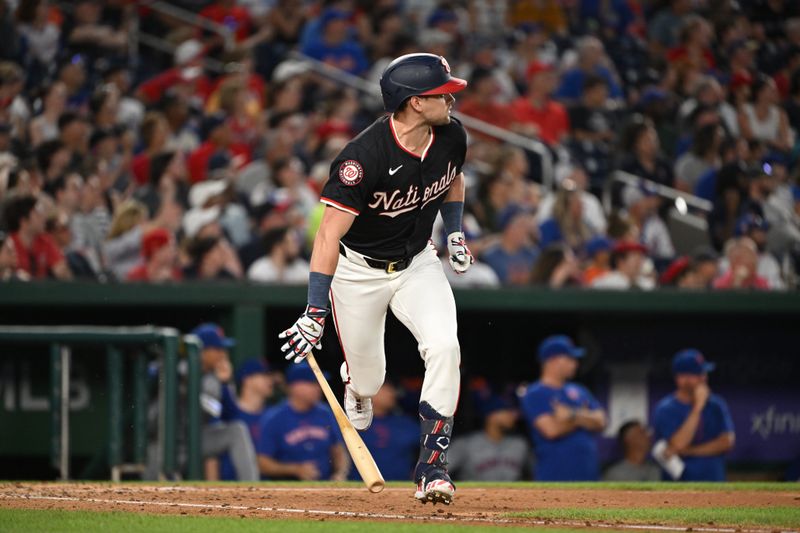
xmin=278 ymin=53 xmax=472 ymax=504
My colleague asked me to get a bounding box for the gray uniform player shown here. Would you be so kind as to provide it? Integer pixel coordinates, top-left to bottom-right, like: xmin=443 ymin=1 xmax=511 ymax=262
xmin=278 ymin=54 xmax=472 ymax=504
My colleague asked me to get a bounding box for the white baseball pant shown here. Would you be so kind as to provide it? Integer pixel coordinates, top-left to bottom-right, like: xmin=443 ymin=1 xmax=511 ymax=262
xmin=330 ymin=242 xmax=460 ymax=417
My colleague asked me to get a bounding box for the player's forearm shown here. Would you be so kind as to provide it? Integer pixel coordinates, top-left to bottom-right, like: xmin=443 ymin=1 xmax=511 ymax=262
xmin=330 ymin=444 xmax=350 ymax=481
xmin=257 ymin=455 xmax=303 ymax=479
xmin=668 ymin=408 xmax=702 ymax=453
xmin=309 ymin=230 xmax=341 ymax=276
xmin=683 ymin=433 xmax=735 ymax=457
xmin=575 ymin=408 xmax=606 ymax=432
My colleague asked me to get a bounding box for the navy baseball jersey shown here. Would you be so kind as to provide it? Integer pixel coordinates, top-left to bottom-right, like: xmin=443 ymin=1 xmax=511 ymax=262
xmin=521 ymin=381 xmax=601 ymax=481
xmin=653 ymin=393 xmax=734 ymax=481
xmin=256 ymin=400 xmax=343 ymax=480
xmin=320 ymin=115 xmax=467 ymax=260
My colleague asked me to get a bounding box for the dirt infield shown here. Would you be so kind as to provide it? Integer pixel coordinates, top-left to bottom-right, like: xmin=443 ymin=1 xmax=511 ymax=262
xmin=1 ymin=482 xmax=798 ymax=531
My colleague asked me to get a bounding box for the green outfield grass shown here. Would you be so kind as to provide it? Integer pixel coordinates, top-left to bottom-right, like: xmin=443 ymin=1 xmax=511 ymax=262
xmin=507 ymin=506 xmax=800 ymax=529
xmin=0 ymin=509 xmax=603 ymax=533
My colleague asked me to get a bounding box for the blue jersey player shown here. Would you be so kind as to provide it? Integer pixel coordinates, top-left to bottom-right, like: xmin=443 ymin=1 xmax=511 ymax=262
xmin=653 ymin=349 xmax=735 ymax=481
xmin=256 ymin=362 xmax=348 ymax=481
xmin=520 ymin=335 xmax=607 ymax=481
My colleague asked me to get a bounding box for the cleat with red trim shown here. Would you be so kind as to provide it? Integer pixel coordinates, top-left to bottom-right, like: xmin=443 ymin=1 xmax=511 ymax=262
xmin=343 ymin=384 xmax=373 ymax=430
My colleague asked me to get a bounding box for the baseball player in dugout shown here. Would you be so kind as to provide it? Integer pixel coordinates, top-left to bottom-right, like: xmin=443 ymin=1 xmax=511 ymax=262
xmin=279 ymin=53 xmax=472 ymax=505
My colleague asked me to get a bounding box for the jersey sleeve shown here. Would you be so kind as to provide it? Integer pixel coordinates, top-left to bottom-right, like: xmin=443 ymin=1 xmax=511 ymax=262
xmin=320 ymin=142 xmax=377 ymax=216
xmin=653 ymin=401 xmax=681 ymax=442
xmin=521 ymin=387 xmax=553 ymax=426
xmin=712 ymin=395 xmax=735 ymax=435
xmin=579 ymin=385 xmax=601 ymax=410
xmin=256 ymin=409 xmax=280 ymax=458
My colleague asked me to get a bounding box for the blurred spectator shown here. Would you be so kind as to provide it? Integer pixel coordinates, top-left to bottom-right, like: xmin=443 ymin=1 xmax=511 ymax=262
xmin=131 ymin=112 xmax=169 ymax=186
xmin=301 ymin=9 xmax=368 ymax=76
xmin=247 ymin=225 xmax=309 ymax=284
xmin=458 ymin=67 xmax=511 ymax=133
xmin=480 ymin=207 xmax=539 ymax=285
xmin=537 ymin=167 xmax=606 ymax=235
xmin=717 ymin=214 xmax=784 ymax=289
xmin=199 ymin=0 xmax=253 ymax=43
xmin=184 ymin=234 xmax=240 ymax=281
xmin=659 ymin=246 xmax=719 ymax=289
xmin=555 ymin=37 xmax=622 ymax=103
xmin=591 ymin=241 xmax=652 ymax=290
xmin=219 ymin=357 xmax=275 ymax=480
xmin=539 ymin=185 xmax=595 ymax=250
xmin=256 ymin=362 xmax=349 ymax=481
xmin=738 ymin=75 xmax=793 ymax=153
xmin=351 ymin=381 xmax=418 ymax=482
xmin=520 ymin=335 xmax=606 ymax=481
xmin=103 ymin=199 xmax=147 ymax=281
xmin=193 ymin=323 xmax=259 ymax=481
xmin=566 ymin=75 xmax=618 ymax=192
xmin=448 ymin=394 xmax=531 ymax=481
xmin=509 ymin=62 xmax=569 ymax=146
xmin=621 ymin=182 xmax=675 ymax=261
xmin=507 ymin=0 xmax=566 ymax=36
xmin=620 ymin=118 xmax=674 ymax=188
xmin=581 ymin=236 xmax=612 ymax=285
xmin=603 ymin=420 xmax=661 ymax=481
xmin=3 ymin=194 xmax=70 ymax=279
xmin=529 ymin=243 xmax=581 ymax=288
xmin=28 ymin=81 xmax=67 ymax=148
xmin=713 ymin=236 xmax=770 ymax=289
xmin=674 ymin=123 xmax=722 ymax=192
xmin=126 ymin=227 xmax=182 ymax=283
xmin=653 ymin=349 xmax=735 ymax=481
xmin=648 ymin=0 xmax=692 ymax=52
xmin=0 ymin=229 xmax=28 ymax=281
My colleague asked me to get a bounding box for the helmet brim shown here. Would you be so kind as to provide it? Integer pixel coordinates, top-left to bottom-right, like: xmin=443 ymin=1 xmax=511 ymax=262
xmin=419 ymin=77 xmax=468 ymax=96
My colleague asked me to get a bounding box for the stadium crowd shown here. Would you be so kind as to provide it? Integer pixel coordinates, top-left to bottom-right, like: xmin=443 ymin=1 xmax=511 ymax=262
xmin=0 ymin=0 xmax=799 ymax=290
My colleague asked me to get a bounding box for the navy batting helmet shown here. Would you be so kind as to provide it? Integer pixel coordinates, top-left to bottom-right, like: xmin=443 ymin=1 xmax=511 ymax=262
xmin=379 ymin=53 xmax=467 ymax=112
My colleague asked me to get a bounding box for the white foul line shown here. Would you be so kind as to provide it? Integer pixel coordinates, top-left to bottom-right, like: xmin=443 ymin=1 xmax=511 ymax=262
xmin=0 ymin=494 xmax=796 ymax=533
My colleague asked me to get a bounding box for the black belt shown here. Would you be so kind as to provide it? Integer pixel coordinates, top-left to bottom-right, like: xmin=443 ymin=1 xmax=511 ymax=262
xmin=339 ymin=243 xmax=412 ymax=273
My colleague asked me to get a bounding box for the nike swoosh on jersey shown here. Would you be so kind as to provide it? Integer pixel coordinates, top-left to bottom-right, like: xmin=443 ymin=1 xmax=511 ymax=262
xmin=389 ymin=165 xmax=403 ymax=176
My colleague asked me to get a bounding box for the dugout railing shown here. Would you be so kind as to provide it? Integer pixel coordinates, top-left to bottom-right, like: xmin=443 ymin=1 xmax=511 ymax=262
xmin=0 ymin=326 xmax=203 ymax=481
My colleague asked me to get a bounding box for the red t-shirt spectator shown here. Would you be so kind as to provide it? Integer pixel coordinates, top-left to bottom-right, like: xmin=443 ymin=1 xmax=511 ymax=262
xmin=11 ymin=232 xmax=64 ymax=279
xmin=137 ymin=69 xmax=213 ymax=106
xmin=126 ymin=263 xmax=183 ymax=282
xmin=459 ymin=99 xmax=512 ymax=131
xmin=509 ymin=97 xmax=569 ymax=146
xmin=199 ymin=3 xmax=252 ymax=42
xmin=187 ymin=142 xmax=250 ymax=183
xmin=712 ymin=271 xmax=769 ymax=290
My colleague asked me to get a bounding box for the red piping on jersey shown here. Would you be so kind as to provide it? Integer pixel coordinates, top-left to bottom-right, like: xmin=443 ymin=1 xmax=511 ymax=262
xmin=329 ymin=289 xmax=350 ymax=382
xmin=389 ymin=115 xmax=435 ymax=161
xmin=320 ymin=197 xmax=359 ymax=216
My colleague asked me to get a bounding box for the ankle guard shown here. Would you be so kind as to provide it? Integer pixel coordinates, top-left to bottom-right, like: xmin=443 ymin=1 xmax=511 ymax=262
xmin=416 ymin=401 xmax=453 ymax=472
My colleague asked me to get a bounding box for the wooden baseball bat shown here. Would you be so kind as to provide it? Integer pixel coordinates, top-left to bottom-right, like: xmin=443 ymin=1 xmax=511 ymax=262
xmin=305 ymin=353 xmax=385 ymax=493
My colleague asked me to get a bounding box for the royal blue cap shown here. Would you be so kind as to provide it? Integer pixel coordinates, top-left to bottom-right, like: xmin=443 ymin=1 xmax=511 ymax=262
xmin=538 ymin=335 xmax=585 ymax=362
xmin=235 ymin=357 xmax=269 ymax=385
xmin=192 ymin=323 xmax=235 ymax=349
xmin=285 ymin=362 xmax=319 ymax=385
xmin=586 ymin=236 xmax=612 ymax=258
xmin=734 ymin=213 xmax=769 ymax=236
xmin=672 ymin=349 xmax=715 ymax=375
xmin=480 ymin=395 xmax=516 ymax=418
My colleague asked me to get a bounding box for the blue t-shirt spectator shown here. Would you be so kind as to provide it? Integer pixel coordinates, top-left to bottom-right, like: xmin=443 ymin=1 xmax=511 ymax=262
xmin=301 ymin=41 xmax=368 ymax=76
xmin=481 ymin=244 xmax=539 ymax=285
xmin=350 ymin=413 xmax=419 ymax=481
xmin=556 ymin=67 xmax=622 ymax=101
xmin=653 ymin=393 xmax=734 ymax=481
xmin=256 ymin=400 xmax=343 ymax=480
xmin=521 ymin=382 xmax=601 ymax=481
